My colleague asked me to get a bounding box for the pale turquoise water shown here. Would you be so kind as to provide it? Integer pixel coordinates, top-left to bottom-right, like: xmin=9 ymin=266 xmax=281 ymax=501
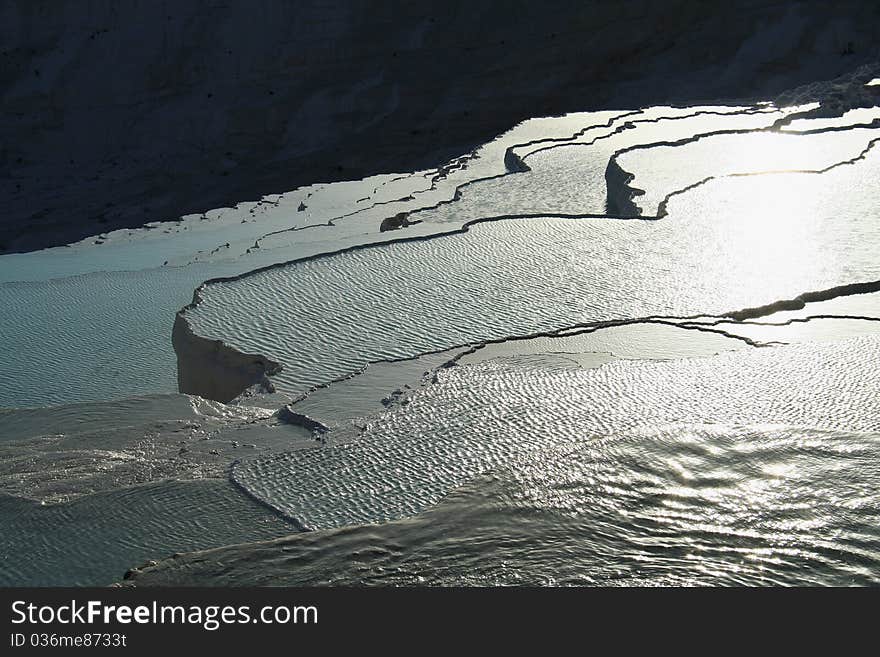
xmin=3 ymin=91 xmax=880 ymax=587
xmin=0 ymin=105 xmax=801 ymax=409
xmin=0 ymin=480 xmax=297 ymax=586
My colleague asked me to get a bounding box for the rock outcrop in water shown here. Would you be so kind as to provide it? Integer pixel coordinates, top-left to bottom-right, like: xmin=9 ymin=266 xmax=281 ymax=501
xmin=276 ymin=406 xmax=330 ymax=436
xmin=172 ymin=313 xmax=280 ymax=403
xmin=604 ymin=157 xmax=643 ymax=215
xmin=380 ymin=212 xmax=411 ymax=232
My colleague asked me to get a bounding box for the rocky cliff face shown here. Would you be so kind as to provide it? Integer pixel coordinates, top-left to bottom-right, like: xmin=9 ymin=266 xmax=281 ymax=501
xmin=2 ymin=0 xmax=879 ymax=252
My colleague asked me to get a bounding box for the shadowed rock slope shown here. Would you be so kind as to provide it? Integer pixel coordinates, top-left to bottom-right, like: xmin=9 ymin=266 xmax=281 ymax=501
xmin=3 ymin=0 xmax=880 ymax=252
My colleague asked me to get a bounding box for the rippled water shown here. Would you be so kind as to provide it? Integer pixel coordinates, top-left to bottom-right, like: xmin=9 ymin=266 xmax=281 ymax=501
xmin=188 ymin=145 xmax=880 ymax=399
xmin=4 ymin=83 xmax=880 ymax=588
xmin=133 ymin=424 xmax=880 ymax=586
xmin=619 ymin=126 xmax=880 ymax=215
xmin=0 ymin=108 xmax=641 ymax=409
xmin=233 ymin=336 xmax=880 ymax=530
xmin=0 ymin=392 xmax=315 ymax=505
xmin=0 ymin=479 xmax=297 ymax=586
xmin=0 ymin=393 xmax=311 ymax=585
xmin=0 ymin=104 xmax=796 ymax=409
xmin=410 ymin=105 xmax=787 ymax=224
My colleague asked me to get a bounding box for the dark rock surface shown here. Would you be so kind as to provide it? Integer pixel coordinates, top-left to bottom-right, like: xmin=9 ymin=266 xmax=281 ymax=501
xmin=3 ymin=0 xmax=880 ymax=253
